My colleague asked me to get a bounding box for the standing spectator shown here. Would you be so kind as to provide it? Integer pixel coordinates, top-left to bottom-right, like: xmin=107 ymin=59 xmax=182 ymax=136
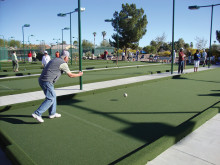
xmin=188 ymin=50 xmax=192 ymax=64
xmin=136 ymin=50 xmax=139 ymax=61
xmin=42 ymin=51 xmax=51 ymax=68
xmin=104 ymin=50 xmax=108 ymax=60
xmin=172 ymin=50 xmax=176 ymax=64
xmin=178 ymin=48 xmax=186 ymax=74
xmin=32 ymin=50 xmax=83 ymax=123
xmin=12 ymin=51 xmax=19 ymax=72
xmin=128 ymin=51 xmax=132 ymax=62
xmin=202 ymin=49 xmax=207 ymax=67
xmin=122 ymin=51 xmax=125 ymax=61
xmin=32 ymin=51 xmax=37 ymax=62
xmin=55 ymin=51 xmax=60 ymax=58
xmin=211 ymin=55 xmax=215 ymax=64
xmin=28 ymin=51 xmax=32 ymax=62
xmin=194 ymin=49 xmax=200 ymax=72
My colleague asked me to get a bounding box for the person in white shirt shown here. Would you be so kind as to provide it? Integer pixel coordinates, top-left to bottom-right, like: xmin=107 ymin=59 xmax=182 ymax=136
xmin=32 ymin=51 xmax=37 ymax=62
xmin=42 ymin=51 xmax=51 ymax=68
xmin=202 ymin=49 xmax=207 ymax=67
xmin=12 ymin=51 xmax=19 ymax=72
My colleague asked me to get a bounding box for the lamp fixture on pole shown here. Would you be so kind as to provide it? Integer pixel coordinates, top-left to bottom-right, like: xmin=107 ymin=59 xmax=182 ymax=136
xmin=57 ymin=7 xmax=85 ymax=65
xmin=188 ymin=3 xmax=220 ymax=68
xmin=22 ymin=24 xmax=30 ymax=62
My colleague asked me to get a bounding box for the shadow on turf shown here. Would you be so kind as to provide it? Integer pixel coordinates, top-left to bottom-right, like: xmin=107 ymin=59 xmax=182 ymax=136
xmin=172 ymin=75 xmax=188 ymax=79
xmin=0 ymin=106 xmax=39 ymax=124
xmin=60 ymin=100 xmax=197 ymax=145
xmin=58 ymin=96 xmax=220 ymax=165
xmin=198 ymin=93 xmax=220 ymax=97
xmin=109 ymin=121 xmax=196 ymax=165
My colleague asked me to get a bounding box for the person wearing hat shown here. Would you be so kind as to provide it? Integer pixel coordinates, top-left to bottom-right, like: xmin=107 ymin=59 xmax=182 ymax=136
xmin=194 ymin=49 xmax=201 ymax=72
xmin=178 ymin=48 xmax=186 ymax=74
xmin=42 ymin=51 xmax=51 ymax=68
xmin=32 ymin=50 xmax=83 ymax=123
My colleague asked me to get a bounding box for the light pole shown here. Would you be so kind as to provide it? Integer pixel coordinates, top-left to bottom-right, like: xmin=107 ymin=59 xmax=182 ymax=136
xmin=22 ymin=24 xmax=30 ymax=62
xmin=188 ymin=4 xmax=220 ymax=68
xmin=28 ymin=34 xmax=34 ymax=51
xmin=57 ymin=7 xmax=85 ymax=66
xmin=171 ymin=0 xmax=175 ymax=74
xmin=8 ymin=36 xmax=14 ymax=41
xmin=8 ymin=36 xmax=14 ymax=48
xmin=61 ymin=27 xmax=70 ymax=52
xmin=36 ymin=39 xmax=45 ymax=52
xmin=0 ymin=34 xmax=4 ymax=70
xmin=105 ymin=12 xmax=132 ymax=66
xmin=41 ymin=40 xmax=45 ymax=52
xmin=78 ymin=0 xmax=84 ymax=90
xmin=73 ymin=37 xmax=79 ymax=64
xmin=53 ymin=38 xmax=60 ymax=52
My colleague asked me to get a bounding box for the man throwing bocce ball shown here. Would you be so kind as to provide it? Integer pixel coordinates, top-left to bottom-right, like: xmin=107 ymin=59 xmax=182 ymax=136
xmin=32 ymin=50 xmax=83 ymax=123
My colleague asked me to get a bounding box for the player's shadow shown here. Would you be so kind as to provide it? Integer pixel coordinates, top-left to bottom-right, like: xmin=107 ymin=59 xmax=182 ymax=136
xmin=0 ymin=106 xmax=39 ymax=124
xmin=172 ymin=75 xmax=188 ymax=79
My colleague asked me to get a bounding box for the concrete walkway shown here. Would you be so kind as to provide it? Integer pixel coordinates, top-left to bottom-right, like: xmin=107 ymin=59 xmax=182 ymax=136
xmin=148 ymin=114 xmax=220 ymax=165
xmin=0 ymin=66 xmax=219 ymax=165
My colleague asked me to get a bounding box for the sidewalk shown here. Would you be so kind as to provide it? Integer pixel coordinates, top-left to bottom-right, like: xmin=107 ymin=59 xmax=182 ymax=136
xmin=147 ymin=114 xmax=220 ymax=165
xmin=0 ymin=66 xmax=219 ymax=165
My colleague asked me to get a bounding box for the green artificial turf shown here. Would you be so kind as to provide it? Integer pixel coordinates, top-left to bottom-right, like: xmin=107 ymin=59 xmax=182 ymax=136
xmin=0 ymin=64 xmax=190 ymax=96
xmin=0 ymin=68 xmax=219 ymax=165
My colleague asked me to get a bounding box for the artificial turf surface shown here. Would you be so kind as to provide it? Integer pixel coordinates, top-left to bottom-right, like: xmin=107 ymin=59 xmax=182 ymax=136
xmin=0 ymin=63 xmax=192 ymax=96
xmin=0 ymin=67 xmax=219 ymax=165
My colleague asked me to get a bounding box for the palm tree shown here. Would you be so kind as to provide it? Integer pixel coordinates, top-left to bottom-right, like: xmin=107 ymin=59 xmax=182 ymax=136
xmin=102 ymin=31 xmax=106 ymax=42
xmin=93 ymin=32 xmax=96 ymax=47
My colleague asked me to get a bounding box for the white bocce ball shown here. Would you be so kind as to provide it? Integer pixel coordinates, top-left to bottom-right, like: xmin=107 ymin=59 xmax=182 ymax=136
xmin=124 ymin=93 xmax=128 ymax=97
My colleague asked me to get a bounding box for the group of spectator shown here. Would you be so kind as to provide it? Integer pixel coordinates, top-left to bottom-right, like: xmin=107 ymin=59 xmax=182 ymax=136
xmin=121 ymin=50 xmax=140 ymax=61
xmin=11 ymin=50 xmax=61 ymax=72
xmin=27 ymin=51 xmax=37 ymax=62
xmin=176 ymin=48 xmax=207 ymax=73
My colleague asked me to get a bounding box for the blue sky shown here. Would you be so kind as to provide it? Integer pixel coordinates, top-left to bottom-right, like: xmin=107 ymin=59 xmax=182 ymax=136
xmin=0 ymin=0 xmax=220 ymax=48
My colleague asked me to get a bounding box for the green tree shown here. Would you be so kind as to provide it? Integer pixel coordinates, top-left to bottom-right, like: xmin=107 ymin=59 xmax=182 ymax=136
xmin=110 ymin=3 xmax=147 ymax=51
xmin=93 ymin=32 xmax=96 ymax=46
xmin=176 ymin=38 xmax=185 ymax=50
xmin=100 ymin=40 xmax=111 ymax=47
xmin=216 ymin=30 xmax=220 ymax=43
xmin=184 ymin=43 xmax=190 ymax=49
xmin=101 ymin=31 xmax=106 ymax=42
xmin=82 ymin=40 xmax=93 ymax=48
xmin=143 ymin=45 xmax=156 ymax=54
xmin=8 ymin=40 xmax=21 ymax=48
xmin=0 ymin=39 xmax=6 ymax=47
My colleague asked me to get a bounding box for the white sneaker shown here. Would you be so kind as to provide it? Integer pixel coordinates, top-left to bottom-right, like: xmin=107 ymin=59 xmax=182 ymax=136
xmin=32 ymin=113 xmax=44 ymax=123
xmin=49 ymin=113 xmax=61 ymax=119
